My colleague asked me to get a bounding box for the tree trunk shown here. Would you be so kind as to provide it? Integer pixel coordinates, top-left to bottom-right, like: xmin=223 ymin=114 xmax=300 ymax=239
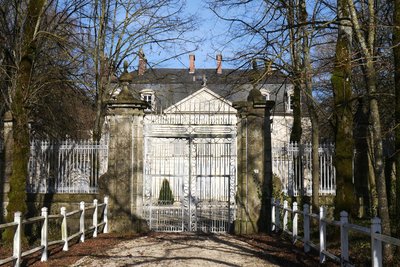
xmin=299 ymin=0 xmax=319 ymax=210
xmin=332 ymin=0 xmax=356 ymax=219
xmin=367 ymin=62 xmax=393 ymax=260
xmin=92 ymin=0 xmax=108 ymax=141
xmin=3 ymin=0 xmax=45 ymax=243
xmin=368 ymin=148 xmax=379 ymax=216
xmin=288 ymin=0 xmax=302 ymax=144
xmin=290 ymin=83 xmax=302 ymax=143
xmin=393 ymin=0 xmax=400 ymax=239
xmin=309 ymin=107 xmax=320 ymax=211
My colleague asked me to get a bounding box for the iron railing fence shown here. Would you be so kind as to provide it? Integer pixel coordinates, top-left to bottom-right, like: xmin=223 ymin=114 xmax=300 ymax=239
xmin=272 ymin=142 xmax=336 ymax=196
xmin=28 ymin=139 xmax=108 ymax=194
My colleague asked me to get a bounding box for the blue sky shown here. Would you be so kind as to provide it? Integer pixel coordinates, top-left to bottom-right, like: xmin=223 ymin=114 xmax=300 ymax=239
xmin=149 ymin=1 xmax=234 ymax=69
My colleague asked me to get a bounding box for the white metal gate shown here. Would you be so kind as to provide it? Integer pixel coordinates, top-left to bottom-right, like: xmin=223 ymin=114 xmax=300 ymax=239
xmin=142 ymin=88 xmax=237 ymax=233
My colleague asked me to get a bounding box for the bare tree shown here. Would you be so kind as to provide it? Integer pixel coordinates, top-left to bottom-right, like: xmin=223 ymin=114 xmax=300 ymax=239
xmin=210 ymin=0 xmax=337 ymax=210
xmin=1 ymin=0 xmax=46 ymax=242
xmin=0 ymin=0 xmax=97 ymax=242
xmin=84 ymin=0 xmax=195 ymax=141
xmin=346 ymin=0 xmax=392 ymax=258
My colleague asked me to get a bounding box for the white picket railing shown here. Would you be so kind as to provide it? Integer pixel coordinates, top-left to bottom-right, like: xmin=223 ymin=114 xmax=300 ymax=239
xmin=28 ymin=140 xmax=108 ymax=193
xmin=272 ymin=142 xmax=336 ymax=196
xmin=271 ymin=198 xmax=400 ymax=267
xmin=0 ymin=197 xmax=108 ymax=267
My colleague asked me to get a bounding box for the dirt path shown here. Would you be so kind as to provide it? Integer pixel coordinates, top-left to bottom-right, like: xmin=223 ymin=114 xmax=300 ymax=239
xmin=68 ymin=233 xmax=315 ymax=267
xmin=24 ymin=232 xmax=327 ymax=266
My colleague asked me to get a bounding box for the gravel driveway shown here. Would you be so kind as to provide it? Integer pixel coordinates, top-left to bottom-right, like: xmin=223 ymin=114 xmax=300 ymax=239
xmin=71 ymin=233 xmax=281 ymax=266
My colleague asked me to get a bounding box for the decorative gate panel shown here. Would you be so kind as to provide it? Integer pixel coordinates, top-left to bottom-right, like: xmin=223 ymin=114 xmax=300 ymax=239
xmin=143 ymin=136 xmax=236 ymax=232
xmin=143 ymin=137 xmax=189 ymax=232
xmin=142 ymin=88 xmax=237 ymax=233
xmin=192 ymin=138 xmax=236 ymax=232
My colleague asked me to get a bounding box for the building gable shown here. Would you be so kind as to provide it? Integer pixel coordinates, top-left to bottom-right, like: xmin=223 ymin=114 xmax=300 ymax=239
xmin=164 ymin=87 xmax=236 ymax=114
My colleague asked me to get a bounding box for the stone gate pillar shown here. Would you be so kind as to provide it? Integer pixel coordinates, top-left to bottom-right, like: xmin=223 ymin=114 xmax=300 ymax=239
xmin=99 ymin=74 xmax=148 ymax=232
xmin=234 ymin=89 xmax=275 ymax=234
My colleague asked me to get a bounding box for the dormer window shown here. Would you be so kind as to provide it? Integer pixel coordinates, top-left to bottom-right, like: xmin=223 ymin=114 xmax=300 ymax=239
xmin=143 ymin=94 xmax=152 ymax=106
xmin=260 ymin=88 xmax=270 ymax=100
xmin=140 ymin=89 xmax=155 ymax=112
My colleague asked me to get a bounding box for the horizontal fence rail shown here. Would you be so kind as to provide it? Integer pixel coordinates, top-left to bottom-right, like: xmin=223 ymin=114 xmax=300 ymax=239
xmin=28 ymin=139 xmax=108 ymax=194
xmin=0 ymin=197 xmax=108 ymax=267
xmin=271 ymin=198 xmax=399 ymax=267
xmin=272 ymin=142 xmax=336 ymax=196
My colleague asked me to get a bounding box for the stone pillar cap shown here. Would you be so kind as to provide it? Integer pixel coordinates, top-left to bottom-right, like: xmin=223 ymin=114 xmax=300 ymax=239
xmin=107 ymin=86 xmax=148 ymax=110
xmin=3 ymin=111 xmax=12 ymax=122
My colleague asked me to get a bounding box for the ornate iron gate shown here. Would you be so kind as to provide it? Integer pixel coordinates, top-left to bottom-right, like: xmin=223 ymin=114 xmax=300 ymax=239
xmin=142 ymin=88 xmax=237 ymax=233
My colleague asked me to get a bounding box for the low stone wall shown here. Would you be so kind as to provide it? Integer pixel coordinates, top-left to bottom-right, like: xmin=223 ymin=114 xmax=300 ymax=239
xmin=26 ymin=193 xmax=98 ymax=217
xmin=26 ymin=193 xmax=100 ymax=234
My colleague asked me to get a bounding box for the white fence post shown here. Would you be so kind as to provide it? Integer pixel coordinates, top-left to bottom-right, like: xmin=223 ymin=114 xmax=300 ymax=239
xmin=275 ymin=199 xmax=281 ymax=232
xmin=371 ymin=217 xmax=382 ymax=267
xmin=283 ymin=200 xmax=288 ymax=232
xmin=103 ymin=196 xmax=109 ymax=233
xmin=303 ymin=204 xmax=310 ymax=253
xmin=13 ymin=212 xmax=22 ymax=267
xmin=340 ymin=211 xmax=349 ymax=265
xmin=80 ymin=201 xmax=85 ymax=242
xmin=41 ymin=207 xmax=48 ymax=262
xmin=292 ymin=202 xmax=298 ymax=243
xmin=271 ymin=198 xmax=276 ymax=231
xmin=319 ymin=206 xmax=326 ymax=263
xmin=93 ymin=199 xmax=98 ymax=237
xmin=61 ymin=207 xmax=68 ymax=251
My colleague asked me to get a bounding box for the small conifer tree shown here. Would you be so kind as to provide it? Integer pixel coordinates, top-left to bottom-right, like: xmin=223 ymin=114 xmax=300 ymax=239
xmin=158 ymin=179 xmax=174 ymax=205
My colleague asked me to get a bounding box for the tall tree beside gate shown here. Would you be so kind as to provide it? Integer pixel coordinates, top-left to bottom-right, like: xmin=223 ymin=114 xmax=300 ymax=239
xmin=332 ymin=0 xmax=356 ymax=218
xmin=2 ymin=0 xmax=46 ymax=242
xmin=346 ymin=0 xmax=392 ymax=259
xmin=298 ymin=0 xmax=320 ymax=211
xmin=287 ymin=0 xmax=302 ymax=144
xmin=0 ymin=0 xmax=93 ymax=241
xmin=394 ymin=0 xmax=400 ymax=238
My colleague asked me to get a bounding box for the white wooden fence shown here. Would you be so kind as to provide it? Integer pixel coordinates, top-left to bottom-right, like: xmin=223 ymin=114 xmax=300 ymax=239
xmin=272 ymin=142 xmax=336 ymax=196
xmin=0 ymin=197 xmax=108 ymax=267
xmin=28 ymin=140 xmax=108 ymax=193
xmin=271 ymin=198 xmax=400 ymax=267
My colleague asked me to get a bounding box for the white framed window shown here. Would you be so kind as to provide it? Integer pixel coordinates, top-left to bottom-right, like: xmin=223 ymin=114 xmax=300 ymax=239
xmin=140 ymin=89 xmax=155 ymax=112
xmin=285 ymin=90 xmax=294 ymax=113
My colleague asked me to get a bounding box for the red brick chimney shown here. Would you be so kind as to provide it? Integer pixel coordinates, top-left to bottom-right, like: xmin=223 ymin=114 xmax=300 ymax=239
xmin=189 ymin=54 xmax=195 ymax=74
xmin=138 ymin=49 xmax=147 ymax=76
xmin=216 ymin=54 xmax=222 ymax=74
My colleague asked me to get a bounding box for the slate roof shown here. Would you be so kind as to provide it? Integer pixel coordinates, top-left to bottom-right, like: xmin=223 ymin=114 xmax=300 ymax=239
xmin=117 ymin=67 xmax=296 ymax=115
